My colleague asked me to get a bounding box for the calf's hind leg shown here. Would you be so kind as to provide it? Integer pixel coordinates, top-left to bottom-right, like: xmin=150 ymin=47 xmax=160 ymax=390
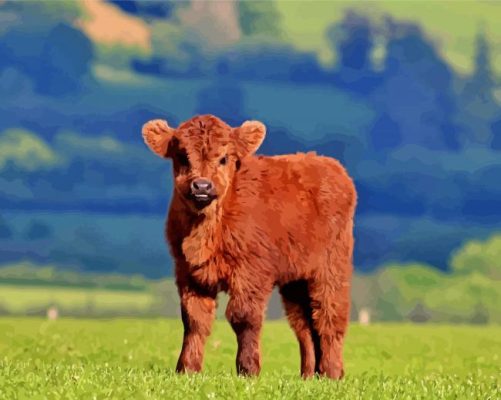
xmin=308 ymin=275 xmax=351 ymax=380
xmin=279 ymin=281 xmax=318 ymax=378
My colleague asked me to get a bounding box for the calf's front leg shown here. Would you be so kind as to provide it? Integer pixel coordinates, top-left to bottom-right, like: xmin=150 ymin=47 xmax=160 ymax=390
xmin=176 ymin=288 xmax=216 ymax=373
xmin=225 ymin=292 xmax=270 ymax=376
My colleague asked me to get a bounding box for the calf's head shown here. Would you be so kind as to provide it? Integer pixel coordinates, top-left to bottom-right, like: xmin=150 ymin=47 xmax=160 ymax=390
xmin=142 ymin=115 xmax=266 ymax=213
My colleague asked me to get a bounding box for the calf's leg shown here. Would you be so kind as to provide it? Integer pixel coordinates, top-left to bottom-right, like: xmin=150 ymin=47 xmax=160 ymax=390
xmin=308 ymin=274 xmax=351 ymax=379
xmin=176 ymin=288 xmax=216 ymax=373
xmin=280 ymin=281 xmax=317 ymax=378
xmin=225 ymin=291 xmax=271 ymax=376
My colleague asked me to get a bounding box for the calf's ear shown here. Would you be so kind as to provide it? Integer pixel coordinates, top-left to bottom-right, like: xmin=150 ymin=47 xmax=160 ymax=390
xmin=233 ymin=120 xmax=266 ymax=158
xmin=142 ymin=119 xmax=176 ymax=158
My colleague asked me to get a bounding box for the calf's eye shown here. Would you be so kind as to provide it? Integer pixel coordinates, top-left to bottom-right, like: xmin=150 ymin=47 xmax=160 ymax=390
xmin=219 ymin=155 xmax=228 ymax=165
xmin=177 ymin=153 xmax=190 ymax=167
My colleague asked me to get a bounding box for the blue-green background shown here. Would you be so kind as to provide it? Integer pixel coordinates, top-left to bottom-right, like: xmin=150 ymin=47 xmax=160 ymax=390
xmin=0 ymin=1 xmax=500 ymax=322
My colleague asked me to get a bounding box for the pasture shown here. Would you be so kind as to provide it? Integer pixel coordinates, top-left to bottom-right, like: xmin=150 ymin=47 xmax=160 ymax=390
xmin=0 ymin=285 xmax=155 ymax=316
xmin=0 ymin=319 xmax=499 ymax=399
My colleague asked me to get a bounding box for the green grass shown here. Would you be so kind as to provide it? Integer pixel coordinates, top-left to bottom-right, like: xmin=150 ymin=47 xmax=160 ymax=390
xmin=0 ymin=319 xmax=499 ymax=399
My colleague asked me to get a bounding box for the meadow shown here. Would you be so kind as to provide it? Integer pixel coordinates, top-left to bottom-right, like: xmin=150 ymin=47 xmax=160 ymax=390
xmin=0 ymin=319 xmax=499 ymax=399
xmin=0 ymin=285 xmax=155 ymax=316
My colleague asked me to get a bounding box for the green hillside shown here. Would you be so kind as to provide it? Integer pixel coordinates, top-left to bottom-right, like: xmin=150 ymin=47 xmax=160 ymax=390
xmin=275 ymin=0 xmax=501 ymax=75
xmin=83 ymin=0 xmax=501 ymax=77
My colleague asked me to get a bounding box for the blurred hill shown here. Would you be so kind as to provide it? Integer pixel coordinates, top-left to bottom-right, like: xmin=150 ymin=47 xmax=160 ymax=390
xmin=0 ymin=0 xmax=500 ymax=278
xmin=0 ymin=234 xmax=499 ymax=323
xmin=275 ymin=0 xmax=501 ymax=76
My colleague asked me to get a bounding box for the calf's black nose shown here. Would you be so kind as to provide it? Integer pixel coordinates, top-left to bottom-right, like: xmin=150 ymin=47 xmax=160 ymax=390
xmin=191 ymin=178 xmax=213 ymax=193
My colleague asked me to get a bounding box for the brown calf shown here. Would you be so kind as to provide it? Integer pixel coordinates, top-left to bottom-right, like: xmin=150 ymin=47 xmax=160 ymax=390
xmin=142 ymin=114 xmax=357 ymax=379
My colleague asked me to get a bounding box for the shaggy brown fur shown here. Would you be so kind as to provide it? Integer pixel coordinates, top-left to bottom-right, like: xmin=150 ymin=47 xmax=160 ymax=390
xmin=142 ymin=115 xmax=357 ymax=379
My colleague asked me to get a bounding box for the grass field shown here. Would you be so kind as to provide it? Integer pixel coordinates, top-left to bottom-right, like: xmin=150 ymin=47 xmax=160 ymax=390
xmin=0 ymin=319 xmax=499 ymax=399
xmin=0 ymin=285 xmax=155 ymax=315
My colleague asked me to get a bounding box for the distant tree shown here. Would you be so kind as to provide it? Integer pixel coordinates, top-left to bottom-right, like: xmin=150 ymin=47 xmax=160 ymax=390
xmin=408 ymin=302 xmax=431 ymax=323
xmin=457 ymin=31 xmax=501 ymax=146
xmin=333 ymin=11 xmax=374 ymax=72
xmin=463 ymin=32 xmax=495 ymax=103
xmin=327 ymin=12 xmax=381 ymax=94
xmin=133 ymin=22 xmax=207 ymax=78
xmin=450 ymin=234 xmax=501 ymax=280
xmin=238 ymin=1 xmax=283 ymax=38
xmin=24 ymin=220 xmax=52 ymax=240
xmin=370 ymin=20 xmax=460 ymax=150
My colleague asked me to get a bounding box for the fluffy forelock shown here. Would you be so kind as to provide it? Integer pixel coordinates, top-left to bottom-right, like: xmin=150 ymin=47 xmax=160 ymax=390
xmin=177 ymin=115 xmax=232 ymax=157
